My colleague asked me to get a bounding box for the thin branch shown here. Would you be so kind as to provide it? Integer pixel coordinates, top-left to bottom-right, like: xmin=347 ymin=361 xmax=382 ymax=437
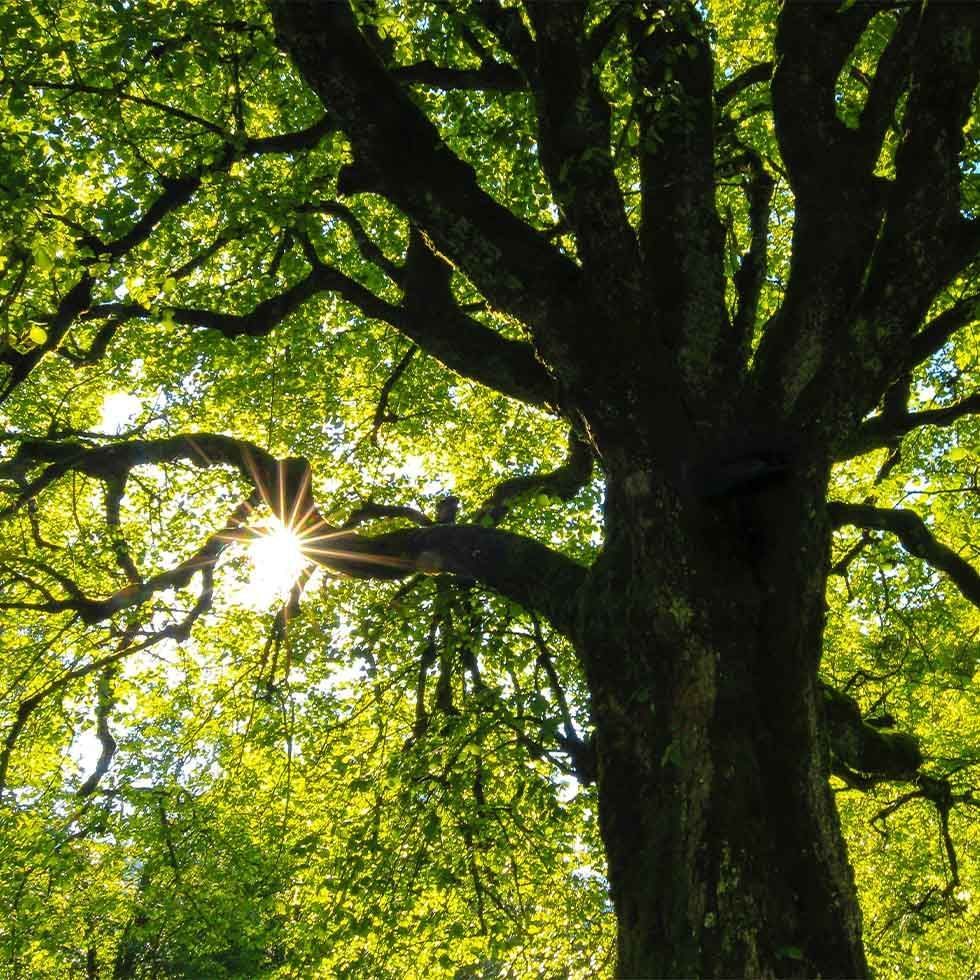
xmin=715 ymin=62 xmax=773 ymax=107
xmin=24 ymin=78 xmax=229 ymax=137
xmin=472 ymin=430 xmax=593 ymax=526
xmin=900 ymin=294 xmax=980 ymax=375
xmin=297 ymin=201 xmax=403 ymax=284
xmin=76 ymin=667 xmax=119 ymax=797
xmin=370 ymin=344 xmax=417 ymax=445
xmin=0 ymin=116 xmax=336 ymax=400
xmin=0 ymin=562 xmax=214 ymax=795
xmin=341 ymin=501 xmax=433 ymax=530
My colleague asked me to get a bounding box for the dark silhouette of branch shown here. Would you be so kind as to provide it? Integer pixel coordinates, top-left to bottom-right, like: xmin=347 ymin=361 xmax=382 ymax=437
xmin=370 ymin=344 xmax=417 ymax=445
xmin=473 ymin=430 xmax=593 ymax=526
xmin=842 ymin=393 xmax=980 ymax=458
xmin=828 ymin=502 xmax=980 ymax=609
xmin=716 ymin=62 xmax=773 ymax=107
xmin=1 ymin=433 xmax=587 ymax=634
xmin=391 ymin=60 xmax=523 ymax=91
xmin=268 ymin=0 xmax=580 ymax=342
xmin=822 ymin=681 xmax=922 ymax=786
xmin=76 ymin=667 xmax=119 ymax=797
xmin=341 ymin=501 xmax=433 ymax=530
xmin=88 ymin=233 xmax=555 ymax=407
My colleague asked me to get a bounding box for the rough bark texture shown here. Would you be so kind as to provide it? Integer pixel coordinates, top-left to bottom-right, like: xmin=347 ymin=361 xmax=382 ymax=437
xmin=574 ymin=459 xmax=865 ymax=978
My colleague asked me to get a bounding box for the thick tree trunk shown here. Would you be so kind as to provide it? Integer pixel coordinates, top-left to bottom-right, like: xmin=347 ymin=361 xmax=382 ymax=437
xmin=579 ymin=464 xmax=866 ymax=978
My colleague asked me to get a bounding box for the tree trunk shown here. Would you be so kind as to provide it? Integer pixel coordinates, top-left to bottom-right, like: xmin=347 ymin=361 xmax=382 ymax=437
xmin=578 ymin=463 xmax=866 ymax=979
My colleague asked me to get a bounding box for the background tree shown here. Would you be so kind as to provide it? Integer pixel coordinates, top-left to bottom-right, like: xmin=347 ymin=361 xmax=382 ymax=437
xmin=0 ymin=0 xmax=979 ymax=976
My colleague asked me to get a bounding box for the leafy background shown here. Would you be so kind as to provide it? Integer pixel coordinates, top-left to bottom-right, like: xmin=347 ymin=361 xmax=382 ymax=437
xmin=0 ymin=0 xmax=978 ymax=976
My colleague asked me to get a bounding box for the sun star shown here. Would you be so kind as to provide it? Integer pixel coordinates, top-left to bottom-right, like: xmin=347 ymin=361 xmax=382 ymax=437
xmin=245 ymin=517 xmax=311 ymax=606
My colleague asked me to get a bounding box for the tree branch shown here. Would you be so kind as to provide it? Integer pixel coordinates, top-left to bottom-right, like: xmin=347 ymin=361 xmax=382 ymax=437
xmin=398 ymin=230 xmax=556 ymax=406
xmin=467 ymin=0 xmax=538 ymax=82
xmin=1 ymin=277 xmax=93 ymax=403
xmin=87 ymin=235 xmax=556 ymax=407
xmin=370 ymin=344 xmax=417 ymax=445
xmin=771 ymin=5 xmax=874 ymax=195
xmin=472 ymin=430 xmax=593 ymax=526
xmin=0 ymin=115 xmax=336 ymax=401
xmin=822 ymin=681 xmax=923 ymax=785
xmin=631 ymin=2 xmax=727 ymax=384
xmin=522 ymin=3 xmax=641 ymax=314
xmin=391 ymin=60 xmax=524 ymax=92
xmin=2 ymin=433 xmax=588 ymax=634
xmin=731 ymin=148 xmax=774 ymax=365
xmin=899 ymin=294 xmax=980 ymax=376
xmin=268 ymin=0 xmax=580 ymax=342
xmin=852 ymin=9 xmax=980 ymax=387
xmin=297 ymin=201 xmax=403 ymax=285
xmin=841 ymin=393 xmax=980 ymax=458
xmin=828 ymin=502 xmax=980 ymax=610
xmin=715 ymin=62 xmax=772 ymax=108
xmin=76 ymin=667 xmax=119 ymax=797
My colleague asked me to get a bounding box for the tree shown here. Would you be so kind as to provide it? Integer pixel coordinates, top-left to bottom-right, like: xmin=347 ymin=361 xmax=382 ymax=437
xmin=1 ymin=0 xmax=979 ymax=975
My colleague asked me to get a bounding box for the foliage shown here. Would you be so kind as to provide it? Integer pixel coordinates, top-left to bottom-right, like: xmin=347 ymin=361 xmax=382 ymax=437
xmin=0 ymin=0 xmax=978 ymax=976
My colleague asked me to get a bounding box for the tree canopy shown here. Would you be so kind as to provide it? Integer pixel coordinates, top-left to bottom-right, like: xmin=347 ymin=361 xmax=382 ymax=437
xmin=0 ymin=0 xmax=978 ymax=976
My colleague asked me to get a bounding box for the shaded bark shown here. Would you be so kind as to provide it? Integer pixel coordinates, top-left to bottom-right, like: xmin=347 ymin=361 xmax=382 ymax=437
xmin=576 ymin=466 xmax=866 ymax=978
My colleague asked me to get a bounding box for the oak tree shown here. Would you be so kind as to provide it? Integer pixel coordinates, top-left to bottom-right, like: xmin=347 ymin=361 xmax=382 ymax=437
xmin=1 ymin=0 xmax=979 ymax=976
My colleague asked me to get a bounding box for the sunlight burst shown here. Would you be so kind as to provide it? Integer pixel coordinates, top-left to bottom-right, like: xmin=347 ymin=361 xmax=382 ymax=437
xmin=243 ymin=518 xmax=310 ymax=608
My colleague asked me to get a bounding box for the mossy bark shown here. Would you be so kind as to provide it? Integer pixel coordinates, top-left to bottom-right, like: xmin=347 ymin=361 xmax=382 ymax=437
xmin=578 ymin=465 xmax=866 ymax=979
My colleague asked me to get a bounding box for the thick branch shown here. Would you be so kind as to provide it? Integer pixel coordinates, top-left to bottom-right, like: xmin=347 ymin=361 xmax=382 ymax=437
xmin=313 ymin=523 xmax=586 ymax=637
xmin=632 ymin=3 xmax=727 ymax=383
xmin=854 ymin=10 xmax=918 ymax=168
xmin=822 ymin=681 xmax=923 ymax=785
xmin=399 ymin=231 xmax=555 ymax=406
xmin=829 ymin=502 xmax=980 ymax=609
xmin=851 ymin=11 xmax=980 ymax=383
xmin=268 ymin=0 xmax=580 ymax=340
xmin=771 ymin=5 xmax=874 ymax=194
xmin=391 ymin=60 xmax=524 ymax=91
xmin=523 ymin=3 xmax=641 ymax=310
xmin=2 ymin=433 xmax=587 ymax=634
xmin=468 ymin=1 xmax=538 ymax=81
xmin=841 ymin=393 xmax=980 ymax=458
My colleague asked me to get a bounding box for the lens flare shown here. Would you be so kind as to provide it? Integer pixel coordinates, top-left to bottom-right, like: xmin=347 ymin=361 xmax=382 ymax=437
xmin=242 ymin=518 xmax=310 ymax=607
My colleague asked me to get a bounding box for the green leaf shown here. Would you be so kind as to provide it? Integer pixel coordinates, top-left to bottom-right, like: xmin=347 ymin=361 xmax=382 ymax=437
xmin=32 ymin=244 xmax=53 ymax=272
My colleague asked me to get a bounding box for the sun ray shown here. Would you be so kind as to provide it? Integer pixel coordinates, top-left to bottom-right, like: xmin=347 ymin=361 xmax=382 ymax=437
xmin=237 ymin=517 xmax=312 ymax=608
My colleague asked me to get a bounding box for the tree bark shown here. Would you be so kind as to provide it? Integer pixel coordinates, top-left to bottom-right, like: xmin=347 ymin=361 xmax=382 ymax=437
xmin=578 ymin=465 xmax=866 ymax=978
